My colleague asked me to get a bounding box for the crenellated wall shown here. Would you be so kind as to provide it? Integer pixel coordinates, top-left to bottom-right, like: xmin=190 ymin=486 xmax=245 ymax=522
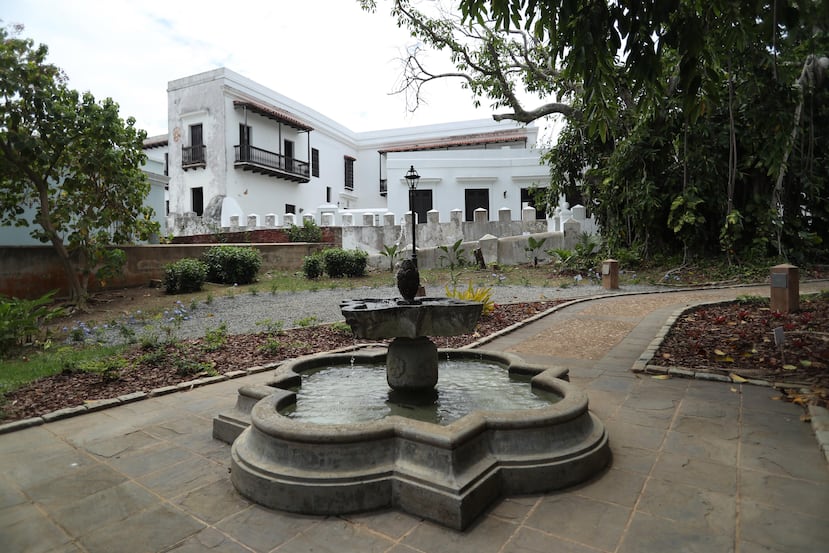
xmin=2 ymin=206 xmax=597 ymax=299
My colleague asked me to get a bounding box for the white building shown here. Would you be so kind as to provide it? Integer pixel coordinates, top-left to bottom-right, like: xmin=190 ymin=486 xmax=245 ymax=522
xmin=146 ymin=67 xmax=550 ymax=235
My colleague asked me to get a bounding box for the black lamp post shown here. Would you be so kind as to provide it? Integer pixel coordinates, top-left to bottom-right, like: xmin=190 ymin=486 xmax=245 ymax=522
xmin=404 ymin=165 xmax=420 ymax=267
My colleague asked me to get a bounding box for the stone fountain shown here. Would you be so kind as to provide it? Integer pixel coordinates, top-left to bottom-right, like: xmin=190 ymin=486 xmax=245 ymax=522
xmin=213 ymin=261 xmax=610 ymax=530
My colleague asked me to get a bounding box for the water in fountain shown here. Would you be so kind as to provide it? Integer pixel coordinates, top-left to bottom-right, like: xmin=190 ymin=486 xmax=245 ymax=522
xmin=281 ymin=359 xmax=561 ymax=425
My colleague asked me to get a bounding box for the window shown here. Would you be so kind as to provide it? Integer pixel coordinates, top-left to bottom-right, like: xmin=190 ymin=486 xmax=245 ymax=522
xmin=344 ymin=156 xmax=355 ymax=191
xmin=464 ymin=188 xmax=489 ymax=221
xmin=284 ymin=139 xmax=294 ymax=172
xmin=311 ymin=148 xmax=320 ymax=177
xmin=163 ymin=152 xmax=169 ymax=176
xmin=520 ymin=187 xmax=548 ymax=220
xmin=182 ymin=124 xmax=206 ymax=167
xmin=192 ymin=187 xmax=204 ymax=216
xmin=326 ymin=186 xmax=332 ymax=203
xmin=285 ymin=204 xmax=296 ymax=214
xmin=412 ymin=190 xmax=433 ymax=224
xmin=239 ymin=124 xmax=251 ymax=161
xmin=190 ymin=124 xmax=203 ymax=146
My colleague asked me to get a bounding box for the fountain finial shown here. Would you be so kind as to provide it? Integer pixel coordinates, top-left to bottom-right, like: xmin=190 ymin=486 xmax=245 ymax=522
xmin=396 ymin=258 xmax=420 ymax=303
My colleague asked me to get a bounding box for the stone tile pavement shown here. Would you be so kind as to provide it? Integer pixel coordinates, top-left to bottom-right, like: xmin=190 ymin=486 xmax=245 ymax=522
xmin=1 ymin=284 xmax=827 ymax=552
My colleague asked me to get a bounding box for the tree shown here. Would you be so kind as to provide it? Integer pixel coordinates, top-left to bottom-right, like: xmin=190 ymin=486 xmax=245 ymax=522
xmin=0 ymin=26 xmax=159 ymax=307
xmin=542 ymin=6 xmax=829 ymax=262
xmin=360 ymin=0 xmax=580 ymax=124
xmin=362 ymin=1 xmax=829 ymax=262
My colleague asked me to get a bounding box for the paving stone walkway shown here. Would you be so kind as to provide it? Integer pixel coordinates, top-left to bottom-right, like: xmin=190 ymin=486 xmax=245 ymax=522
xmin=1 ymin=284 xmax=828 ymax=553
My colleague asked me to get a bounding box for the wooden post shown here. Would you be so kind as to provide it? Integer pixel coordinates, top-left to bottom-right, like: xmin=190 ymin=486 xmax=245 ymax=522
xmin=770 ymin=264 xmax=799 ymax=313
xmin=602 ymin=259 xmax=619 ymax=290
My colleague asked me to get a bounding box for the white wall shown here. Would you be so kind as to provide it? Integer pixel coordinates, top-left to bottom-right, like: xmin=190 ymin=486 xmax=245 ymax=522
xmin=385 ymin=148 xmax=549 ymax=222
xmin=162 ymin=68 xmax=549 ymax=233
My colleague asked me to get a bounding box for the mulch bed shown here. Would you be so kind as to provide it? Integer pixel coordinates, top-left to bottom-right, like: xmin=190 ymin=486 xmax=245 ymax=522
xmin=652 ymin=294 xmax=829 ymax=406
xmin=1 ymin=300 xmax=567 ymax=423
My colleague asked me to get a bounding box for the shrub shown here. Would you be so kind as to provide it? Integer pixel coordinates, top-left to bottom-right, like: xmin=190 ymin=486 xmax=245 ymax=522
xmin=163 ymin=258 xmax=207 ymax=294
xmin=287 ymin=219 xmax=323 ymax=243
xmin=321 ymin=248 xmax=348 ymax=278
xmin=322 ymin=248 xmax=367 ymax=278
xmin=445 ymin=282 xmax=495 ymax=315
xmin=0 ymin=291 xmax=64 ymax=356
xmin=343 ymin=249 xmax=368 ymax=277
xmin=302 ymin=253 xmax=324 ymax=279
xmin=202 ymin=245 xmax=262 ymax=285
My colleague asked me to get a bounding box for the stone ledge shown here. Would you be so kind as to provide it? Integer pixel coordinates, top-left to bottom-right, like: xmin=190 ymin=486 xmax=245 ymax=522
xmin=84 ymin=398 xmax=122 ymax=412
xmin=42 ymin=405 xmax=88 ymax=422
xmin=149 ymin=385 xmax=180 ymax=397
xmin=117 ymin=391 xmax=147 ymax=404
xmin=0 ymin=417 xmax=44 ymax=435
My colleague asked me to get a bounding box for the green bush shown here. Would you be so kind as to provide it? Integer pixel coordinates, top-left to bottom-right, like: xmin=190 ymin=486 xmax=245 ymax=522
xmin=302 ymin=253 xmax=324 ymax=279
xmin=343 ymin=249 xmax=368 ymax=277
xmin=0 ymin=291 xmax=64 ymax=356
xmin=163 ymin=258 xmax=208 ymax=294
xmin=287 ymin=219 xmax=323 ymax=243
xmin=202 ymin=245 xmax=262 ymax=284
xmin=322 ymin=248 xmax=367 ymax=278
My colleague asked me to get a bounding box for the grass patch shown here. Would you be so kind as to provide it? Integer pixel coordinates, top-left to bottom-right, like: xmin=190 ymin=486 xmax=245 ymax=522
xmin=0 ymin=344 xmax=126 ymax=396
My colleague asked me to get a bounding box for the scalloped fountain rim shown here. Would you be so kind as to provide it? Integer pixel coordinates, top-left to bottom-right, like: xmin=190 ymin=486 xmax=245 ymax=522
xmin=215 ymin=348 xmax=611 ymax=530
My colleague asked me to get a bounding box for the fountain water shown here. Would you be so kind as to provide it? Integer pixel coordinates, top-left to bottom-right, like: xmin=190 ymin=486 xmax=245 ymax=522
xmin=213 ymin=262 xmax=610 ymax=530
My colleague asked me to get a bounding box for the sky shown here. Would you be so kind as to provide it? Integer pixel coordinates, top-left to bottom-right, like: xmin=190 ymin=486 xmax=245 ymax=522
xmin=3 ymin=0 xmax=510 ymax=137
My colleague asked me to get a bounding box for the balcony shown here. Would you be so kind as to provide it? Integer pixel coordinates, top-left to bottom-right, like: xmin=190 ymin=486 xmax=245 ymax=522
xmin=234 ymin=145 xmax=310 ymax=183
xmin=182 ymin=144 xmax=206 ymax=170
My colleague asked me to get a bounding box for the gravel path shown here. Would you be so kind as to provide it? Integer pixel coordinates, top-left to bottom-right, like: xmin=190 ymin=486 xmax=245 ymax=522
xmin=146 ymin=283 xmax=666 ymax=340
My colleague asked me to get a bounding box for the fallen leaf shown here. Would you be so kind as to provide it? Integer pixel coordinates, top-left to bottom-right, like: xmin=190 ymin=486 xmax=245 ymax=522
xmin=800 ymin=360 xmax=812 ymax=367
xmin=730 ymin=373 xmax=748 ymax=383
xmin=661 ymin=353 xmax=672 ymax=359
xmin=783 ymin=364 xmax=798 ymax=371
xmin=730 ymin=387 xmax=739 ymax=393
xmin=651 ymin=374 xmax=671 ymax=380
xmin=714 ymin=349 xmax=727 ymax=356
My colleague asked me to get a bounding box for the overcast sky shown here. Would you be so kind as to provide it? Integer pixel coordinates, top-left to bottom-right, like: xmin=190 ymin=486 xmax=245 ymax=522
xmin=4 ymin=0 xmax=507 ymax=137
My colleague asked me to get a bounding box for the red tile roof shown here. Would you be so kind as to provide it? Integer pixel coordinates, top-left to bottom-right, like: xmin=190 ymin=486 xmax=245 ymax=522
xmin=378 ymin=129 xmax=528 ymax=153
xmin=143 ymin=136 xmax=168 ymax=149
xmin=233 ymin=100 xmax=314 ymax=132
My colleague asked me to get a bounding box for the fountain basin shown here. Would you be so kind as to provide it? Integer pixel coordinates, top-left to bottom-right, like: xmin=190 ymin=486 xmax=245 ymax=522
xmin=215 ymin=349 xmax=610 ymax=530
xmin=340 ymin=297 xmax=483 ymax=339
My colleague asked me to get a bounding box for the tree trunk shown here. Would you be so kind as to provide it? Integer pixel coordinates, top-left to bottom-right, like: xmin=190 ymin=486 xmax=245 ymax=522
xmin=34 ymin=180 xmax=88 ymax=308
xmin=48 ymin=233 xmax=86 ymax=307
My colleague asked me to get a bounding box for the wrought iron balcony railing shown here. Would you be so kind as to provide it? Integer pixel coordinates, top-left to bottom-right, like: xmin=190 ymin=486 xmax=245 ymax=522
xmin=234 ymin=144 xmax=310 ymax=183
xmin=181 ymin=144 xmax=206 ymax=169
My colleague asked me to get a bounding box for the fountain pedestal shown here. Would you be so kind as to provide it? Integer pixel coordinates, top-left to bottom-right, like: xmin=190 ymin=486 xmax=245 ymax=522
xmin=340 ymin=297 xmax=483 ymax=392
xmin=387 ymin=336 xmax=438 ymax=390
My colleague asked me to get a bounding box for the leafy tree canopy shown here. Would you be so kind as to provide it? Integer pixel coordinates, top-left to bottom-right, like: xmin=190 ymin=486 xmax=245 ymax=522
xmin=0 ymin=25 xmax=159 ymax=306
xmin=361 ymin=1 xmax=829 ymax=263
